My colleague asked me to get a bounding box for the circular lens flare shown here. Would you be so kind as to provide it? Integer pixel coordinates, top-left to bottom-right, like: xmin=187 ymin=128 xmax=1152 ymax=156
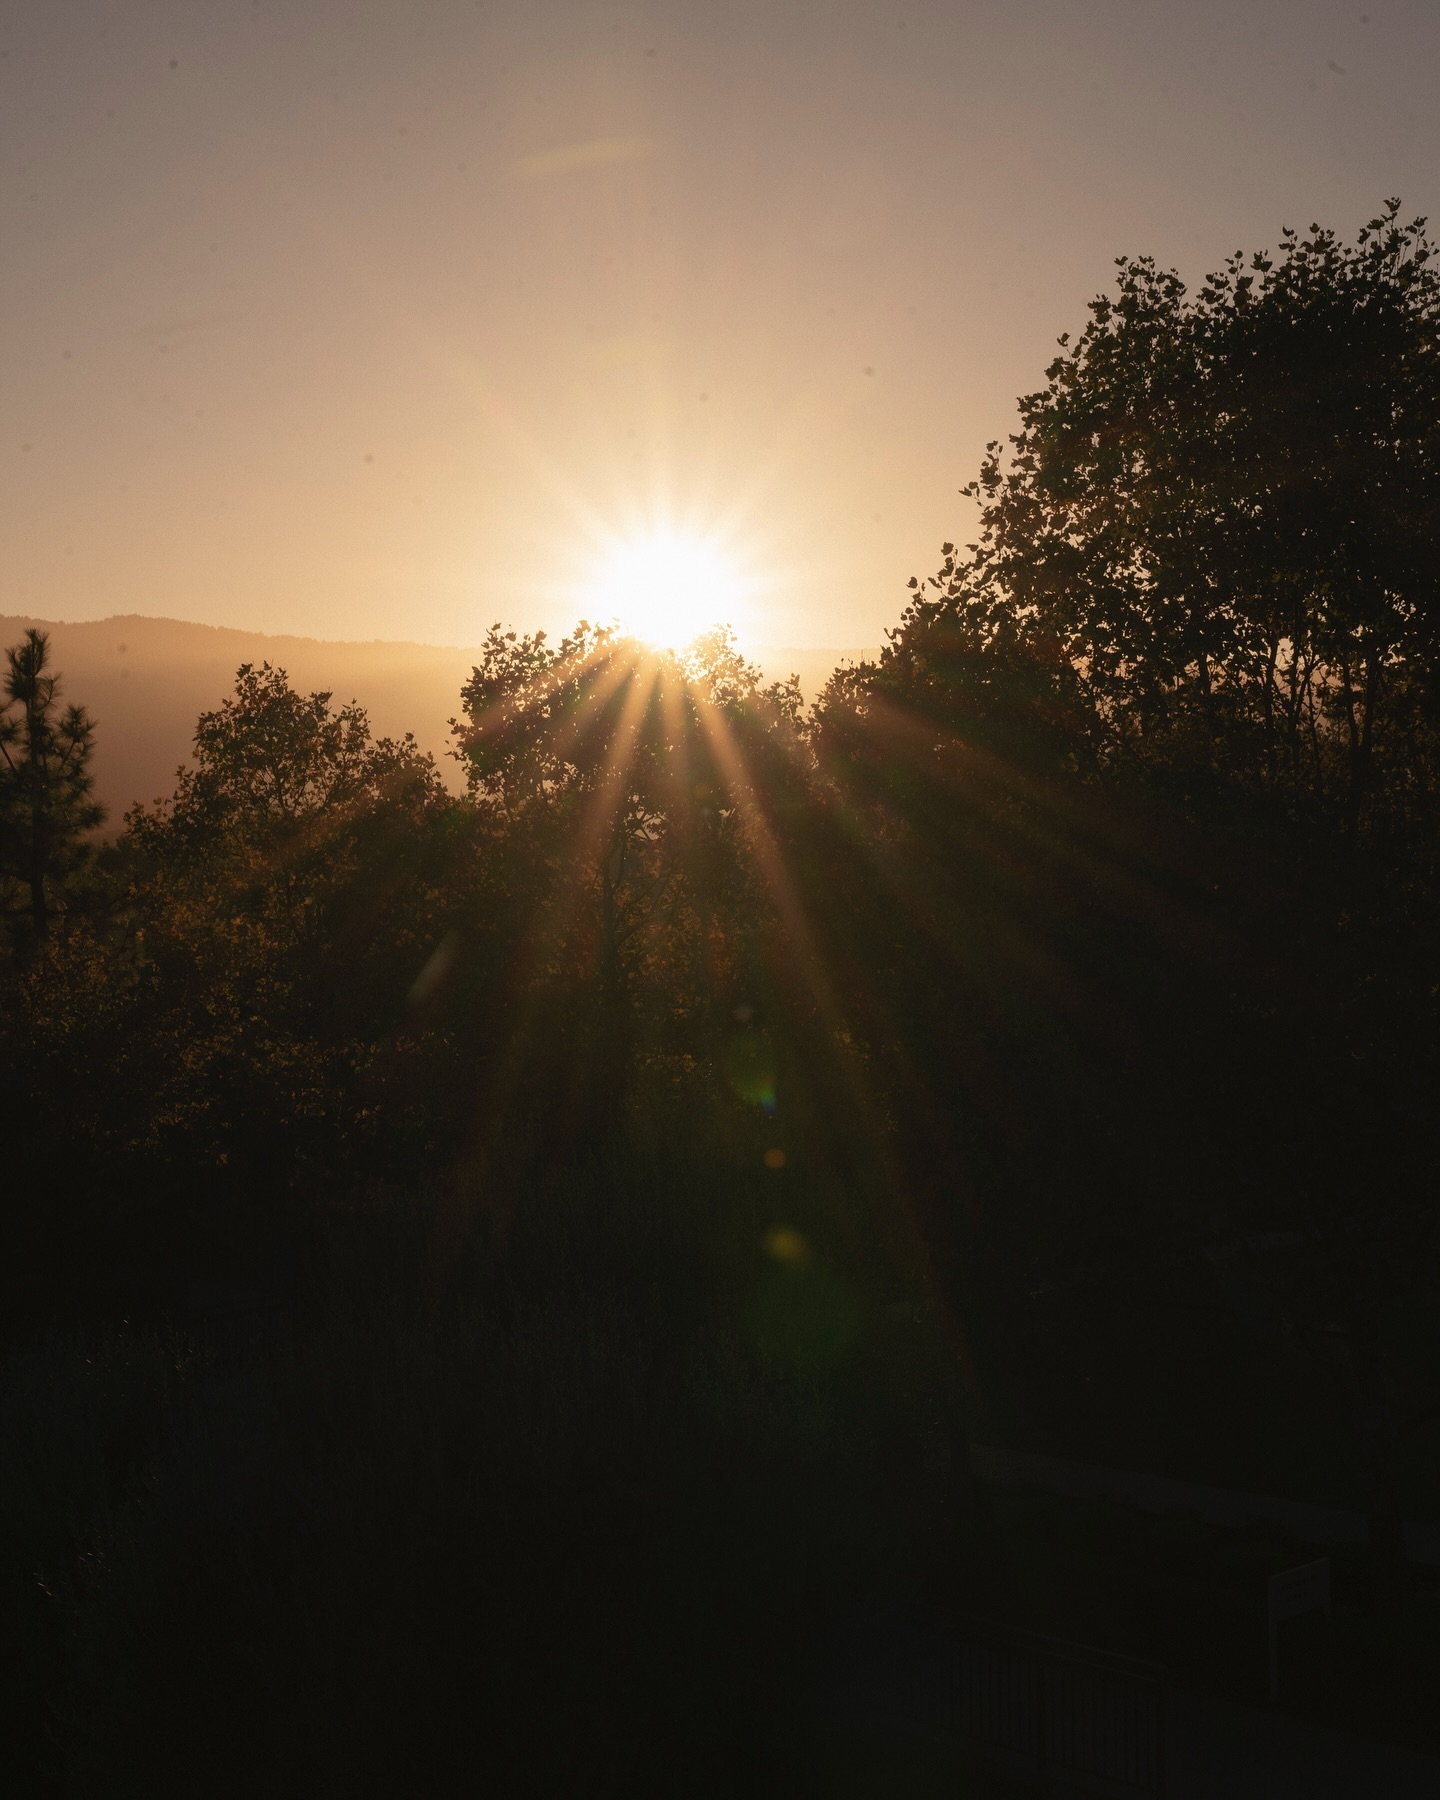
xmin=586 ymin=529 xmax=747 ymax=649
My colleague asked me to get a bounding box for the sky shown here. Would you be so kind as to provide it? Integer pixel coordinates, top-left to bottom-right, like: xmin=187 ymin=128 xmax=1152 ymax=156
xmin=3 ymin=1 xmax=1437 ymax=650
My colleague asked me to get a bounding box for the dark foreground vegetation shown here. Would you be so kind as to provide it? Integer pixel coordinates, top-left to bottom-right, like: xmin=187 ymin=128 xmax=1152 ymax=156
xmin=3 ymin=206 xmax=1439 ymax=1794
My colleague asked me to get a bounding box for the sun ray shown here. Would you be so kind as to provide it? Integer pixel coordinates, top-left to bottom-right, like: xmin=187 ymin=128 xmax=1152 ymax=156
xmin=691 ymin=691 xmax=872 ymax=1101
xmin=690 ymin=686 xmax=987 ymax=1393
xmin=454 ymin=624 xmax=637 ymax=804
xmin=570 ymin=655 xmax=665 ymax=866
xmin=430 ymin=645 xmax=665 ymax=1267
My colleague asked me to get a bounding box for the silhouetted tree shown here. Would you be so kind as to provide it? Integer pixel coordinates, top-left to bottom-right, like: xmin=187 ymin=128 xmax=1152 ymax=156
xmin=4 ymin=663 xmax=455 ymax=1196
xmin=452 ymin=622 xmax=803 ymax=1133
xmin=816 ymin=204 xmax=1440 ymax=1601
xmin=126 ymin=660 xmax=437 ymax=868
xmin=0 ymin=629 xmax=104 ymax=937
xmin=7 ymin=206 xmax=1440 ymax=1734
xmin=907 ymin=201 xmax=1440 ymax=832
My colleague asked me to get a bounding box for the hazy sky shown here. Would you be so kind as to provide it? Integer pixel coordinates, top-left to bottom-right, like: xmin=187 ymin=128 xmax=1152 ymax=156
xmin=4 ymin=1 xmax=1436 ymax=648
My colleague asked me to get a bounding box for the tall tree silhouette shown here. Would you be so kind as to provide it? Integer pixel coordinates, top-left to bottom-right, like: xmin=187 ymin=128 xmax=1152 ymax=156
xmin=817 ymin=203 xmax=1440 ymax=1601
xmin=126 ymin=660 xmax=435 ymax=867
xmin=452 ymin=622 xmax=803 ymax=1134
xmin=0 ymin=629 xmax=104 ymax=936
xmin=889 ymin=202 xmax=1440 ymax=830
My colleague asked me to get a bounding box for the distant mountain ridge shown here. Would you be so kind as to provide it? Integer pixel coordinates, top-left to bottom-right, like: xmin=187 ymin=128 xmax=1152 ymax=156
xmin=0 ymin=615 xmax=877 ymax=829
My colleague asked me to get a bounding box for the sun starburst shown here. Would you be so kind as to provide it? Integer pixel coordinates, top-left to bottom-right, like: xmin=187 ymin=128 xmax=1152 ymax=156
xmin=584 ymin=528 xmax=749 ymax=649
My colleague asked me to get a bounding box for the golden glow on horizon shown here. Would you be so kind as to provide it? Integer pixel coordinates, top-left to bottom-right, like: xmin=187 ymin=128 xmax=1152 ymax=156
xmin=584 ymin=528 xmax=750 ymax=650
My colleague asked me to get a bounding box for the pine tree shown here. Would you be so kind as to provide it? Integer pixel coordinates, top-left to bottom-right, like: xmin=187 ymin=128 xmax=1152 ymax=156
xmin=0 ymin=629 xmax=105 ymax=936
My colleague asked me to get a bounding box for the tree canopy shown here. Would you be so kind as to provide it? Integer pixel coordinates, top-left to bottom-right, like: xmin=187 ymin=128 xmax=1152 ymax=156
xmin=870 ymin=201 xmax=1440 ymax=833
xmin=0 ymin=628 xmax=104 ymax=936
xmin=3 ymin=208 xmax=1440 ymax=1784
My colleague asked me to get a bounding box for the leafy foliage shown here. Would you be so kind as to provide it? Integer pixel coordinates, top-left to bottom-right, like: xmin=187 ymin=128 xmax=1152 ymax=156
xmin=0 ymin=628 xmax=104 ymax=936
xmin=886 ymin=202 xmax=1440 ymax=832
xmin=2 ymin=203 xmax=1440 ymax=1789
xmin=814 ymin=204 xmax=1440 ymax=1599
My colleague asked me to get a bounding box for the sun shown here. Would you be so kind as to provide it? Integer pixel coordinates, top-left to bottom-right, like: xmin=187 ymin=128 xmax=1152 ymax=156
xmin=585 ymin=528 xmax=748 ymax=650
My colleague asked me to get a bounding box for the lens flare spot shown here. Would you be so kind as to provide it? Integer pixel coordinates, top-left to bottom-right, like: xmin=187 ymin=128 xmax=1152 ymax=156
xmin=723 ymin=1029 xmax=776 ymax=1109
xmin=763 ymin=1225 xmax=810 ymax=1266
